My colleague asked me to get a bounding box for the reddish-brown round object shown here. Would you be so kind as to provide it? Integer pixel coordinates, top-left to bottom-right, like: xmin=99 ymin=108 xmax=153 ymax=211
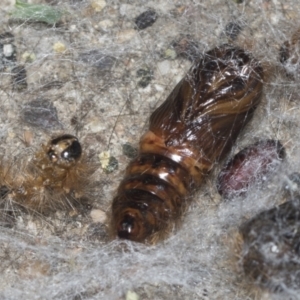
xmin=217 ymin=140 xmax=285 ymax=199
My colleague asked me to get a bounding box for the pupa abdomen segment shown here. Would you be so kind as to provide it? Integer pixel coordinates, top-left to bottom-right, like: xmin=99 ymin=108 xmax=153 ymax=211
xmin=110 ymin=44 xmax=264 ymax=243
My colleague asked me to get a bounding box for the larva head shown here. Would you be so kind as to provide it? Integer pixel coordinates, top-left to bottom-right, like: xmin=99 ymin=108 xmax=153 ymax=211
xmin=47 ymin=134 xmax=82 ymax=167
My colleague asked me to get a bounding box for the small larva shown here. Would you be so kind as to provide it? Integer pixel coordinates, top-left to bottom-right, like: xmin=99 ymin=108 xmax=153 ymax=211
xmin=0 ymin=134 xmax=94 ymax=215
xmin=110 ymin=44 xmax=264 ymax=244
xmin=217 ymin=140 xmax=285 ymax=199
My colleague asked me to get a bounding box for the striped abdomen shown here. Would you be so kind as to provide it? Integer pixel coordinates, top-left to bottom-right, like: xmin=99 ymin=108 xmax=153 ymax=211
xmin=110 ymin=44 xmax=264 ymax=243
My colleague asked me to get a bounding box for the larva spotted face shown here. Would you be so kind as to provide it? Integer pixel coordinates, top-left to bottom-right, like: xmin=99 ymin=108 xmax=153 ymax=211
xmin=110 ymin=44 xmax=264 ymax=244
xmin=47 ymin=134 xmax=82 ymax=167
xmin=0 ymin=134 xmax=94 ymax=215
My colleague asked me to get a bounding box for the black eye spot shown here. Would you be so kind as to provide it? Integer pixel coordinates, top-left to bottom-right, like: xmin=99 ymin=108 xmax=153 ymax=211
xmin=61 ymin=140 xmax=82 ymax=161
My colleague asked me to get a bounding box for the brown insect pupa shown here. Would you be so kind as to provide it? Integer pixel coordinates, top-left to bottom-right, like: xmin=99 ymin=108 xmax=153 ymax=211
xmin=110 ymin=44 xmax=264 ymax=244
xmin=0 ymin=134 xmax=94 ymax=215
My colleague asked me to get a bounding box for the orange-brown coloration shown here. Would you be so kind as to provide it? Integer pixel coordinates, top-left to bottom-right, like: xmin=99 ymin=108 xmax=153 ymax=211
xmin=0 ymin=134 xmax=94 ymax=215
xmin=110 ymin=44 xmax=264 ymax=244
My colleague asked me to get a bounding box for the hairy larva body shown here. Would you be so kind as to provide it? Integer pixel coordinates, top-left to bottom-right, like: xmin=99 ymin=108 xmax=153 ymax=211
xmin=0 ymin=134 xmax=93 ymax=215
xmin=110 ymin=44 xmax=264 ymax=243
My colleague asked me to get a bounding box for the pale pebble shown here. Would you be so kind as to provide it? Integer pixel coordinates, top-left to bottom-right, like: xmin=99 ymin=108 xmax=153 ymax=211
xmin=126 ymin=290 xmax=139 ymax=300
xmin=99 ymin=151 xmax=110 ymax=169
xmin=99 ymin=19 xmax=114 ymax=30
xmin=117 ymin=29 xmax=136 ymax=43
xmin=91 ymin=0 xmax=107 ymax=12
xmin=90 ymin=209 xmax=107 ymax=223
xmin=3 ymin=44 xmax=14 ymax=57
xmin=157 ymin=60 xmax=170 ymax=75
xmin=53 ymin=42 xmax=66 ymax=53
xmin=86 ymin=118 xmax=106 ymax=133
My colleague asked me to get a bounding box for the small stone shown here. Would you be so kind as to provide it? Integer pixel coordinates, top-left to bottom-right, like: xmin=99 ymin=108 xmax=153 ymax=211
xmin=134 ymin=9 xmax=157 ymax=30
xmin=98 ymin=19 xmax=113 ymax=30
xmin=0 ymin=32 xmax=16 ymax=70
xmin=154 ymin=84 xmax=164 ymax=92
xmin=117 ymin=29 xmax=136 ymax=43
xmin=21 ymin=51 xmax=36 ymax=63
xmin=105 ymin=156 xmax=118 ymax=174
xmin=91 ymin=0 xmax=106 ymax=12
xmin=90 ymin=209 xmax=106 ymax=223
xmin=99 ymin=151 xmax=110 ymax=169
xmin=157 ymin=60 xmax=170 ymax=75
xmin=99 ymin=151 xmax=118 ymax=173
xmin=23 ymin=130 xmax=34 ymax=147
xmin=122 ymin=143 xmax=138 ymax=158
xmin=126 ymin=290 xmax=139 ymax=300
xmin=53 ymin=42 xmax=66 ymax=53
xmin=87 ymin=118 xmax=106 ymax=133
xmin=99 ymin=152 xmax=118 ymax=173
xmin=3 ymin=44 xmax=15 ymax=57
xmin=21 ymin=99 xmax=61 ymax=130
xmin=136 ymin=67 xmax=153 ymax=88
xmin=164 ymin=48 xmax=177 ymax=60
